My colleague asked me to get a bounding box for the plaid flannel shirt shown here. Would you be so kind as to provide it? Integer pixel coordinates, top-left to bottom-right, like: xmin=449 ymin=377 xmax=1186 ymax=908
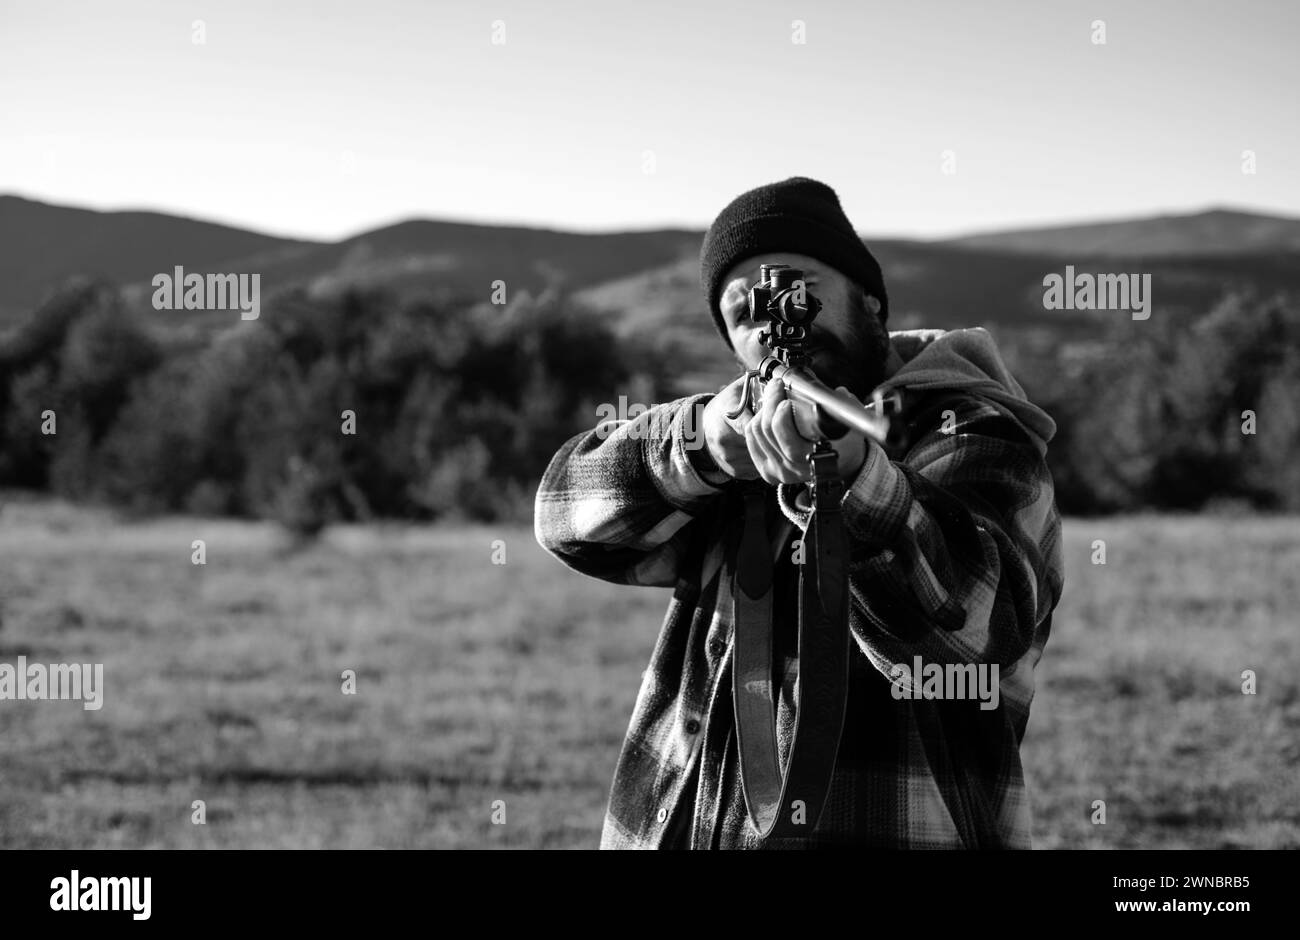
xmin=534 ymin=336 xmax=1064 ymax=849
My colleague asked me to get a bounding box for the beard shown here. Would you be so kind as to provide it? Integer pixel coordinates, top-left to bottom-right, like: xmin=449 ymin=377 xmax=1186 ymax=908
xmin=804 ymin=307 xmax=890 ymax=400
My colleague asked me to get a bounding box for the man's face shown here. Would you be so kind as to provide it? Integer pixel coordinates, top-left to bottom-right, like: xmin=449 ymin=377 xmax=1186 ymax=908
xmin=718 ymin=252 xmax=889 ymax=400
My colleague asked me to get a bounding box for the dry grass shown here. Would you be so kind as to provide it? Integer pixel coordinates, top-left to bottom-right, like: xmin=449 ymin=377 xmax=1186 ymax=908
xmin=0 ymin=496 xmax=1296 ymax=848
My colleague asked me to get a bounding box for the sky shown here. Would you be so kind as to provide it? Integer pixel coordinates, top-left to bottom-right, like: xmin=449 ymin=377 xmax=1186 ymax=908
xmin=2 ymin=0 xmax=1298 ymax=241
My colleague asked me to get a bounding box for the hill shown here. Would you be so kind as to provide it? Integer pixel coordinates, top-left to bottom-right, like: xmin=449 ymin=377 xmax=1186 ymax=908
xmin=6 ymin=195 xmax=1300 ymax=375
xmin=0 ymin=195 xmax=701 ymax=325
xmin=250 ymin=218 xmax=702 ymax=303
xmin=0 ymin=195 xmax=321 ymax=321
xmin=943 ymin=208 xmax=1300 ymax=257
xmin=574 ymin=238 xmax=1300 ymax=394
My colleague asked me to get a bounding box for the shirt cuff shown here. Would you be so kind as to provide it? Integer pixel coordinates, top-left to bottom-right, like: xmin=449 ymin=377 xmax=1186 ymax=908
xmin=645 ymin=394 xmax=727 ymax=511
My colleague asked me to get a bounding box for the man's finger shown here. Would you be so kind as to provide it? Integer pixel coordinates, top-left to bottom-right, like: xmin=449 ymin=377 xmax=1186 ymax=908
xmin=772 ymin=399 xmax=814 ymax=471
xmin=745 ymin=412 xmax=800 ymax=485
xmin=788 ymin=397 xmax=821 ymax=442
xmin=750 ymin=379 xmax=782 ymax=451
xmin=762 ymin=375 xmax=787 ymax=406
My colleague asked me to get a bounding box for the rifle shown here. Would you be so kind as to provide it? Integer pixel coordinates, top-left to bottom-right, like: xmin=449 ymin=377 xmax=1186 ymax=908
xmin=725 ymin=262 xmax=903 ymax=445
xmin=724 ymin=263 xmax=902 ymax=842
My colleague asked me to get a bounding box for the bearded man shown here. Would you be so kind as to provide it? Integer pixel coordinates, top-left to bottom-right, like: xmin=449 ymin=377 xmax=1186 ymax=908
xmin=535 ymin=177 xmax=1064 ymax=849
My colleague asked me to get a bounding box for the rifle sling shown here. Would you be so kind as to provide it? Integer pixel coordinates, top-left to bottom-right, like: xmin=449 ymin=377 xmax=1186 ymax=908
xmin=731 ymin=447 xmax=850 ymax=842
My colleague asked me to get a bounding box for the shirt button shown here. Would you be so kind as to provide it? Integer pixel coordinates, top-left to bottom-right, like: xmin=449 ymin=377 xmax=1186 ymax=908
xmin=709 ymin=639 xmax=724 ymax=656
xmin=657 ymin=808 xmax=668 ymax=823
xmin=685 ymin=719 xmax=700 ymax=735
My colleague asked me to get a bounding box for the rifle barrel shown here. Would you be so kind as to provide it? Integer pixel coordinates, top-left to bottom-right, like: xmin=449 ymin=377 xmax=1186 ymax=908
xmin=766 ymin=361 xmax=891 ymax=444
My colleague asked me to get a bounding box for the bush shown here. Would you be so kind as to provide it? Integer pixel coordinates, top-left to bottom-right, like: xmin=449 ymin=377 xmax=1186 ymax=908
xmin=5 ymin=284 xmax=662 ymax=527
xmin=1044 ymin=290 xmax=1300 ymax=513
xmin=6 ymin=276 xmax=1293 ymax=523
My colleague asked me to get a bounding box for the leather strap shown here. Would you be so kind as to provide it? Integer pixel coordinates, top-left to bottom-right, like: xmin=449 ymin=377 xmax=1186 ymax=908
xmin=732 ymin=443 xmax=850 ymax=841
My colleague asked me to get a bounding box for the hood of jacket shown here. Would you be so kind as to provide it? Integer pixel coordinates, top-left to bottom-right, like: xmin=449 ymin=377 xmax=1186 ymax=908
xmin=877 ymin=327 xmax=1056 ymax=453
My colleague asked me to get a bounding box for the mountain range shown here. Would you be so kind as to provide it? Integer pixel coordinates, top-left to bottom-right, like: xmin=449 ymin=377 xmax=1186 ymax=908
xmin=4 ymin=193 xmax=1300 ymax=388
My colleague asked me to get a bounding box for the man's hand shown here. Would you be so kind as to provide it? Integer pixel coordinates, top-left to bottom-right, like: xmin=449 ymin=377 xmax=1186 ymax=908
xmin=702 ymin=374 xmax=868 ymax=485
xmin=700 ymin=374 xmax=761 ymax=480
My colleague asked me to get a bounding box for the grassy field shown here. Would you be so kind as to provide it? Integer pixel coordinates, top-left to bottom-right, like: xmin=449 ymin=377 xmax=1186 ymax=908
xmin=1 ymin=495 xmax=1297 ymax=849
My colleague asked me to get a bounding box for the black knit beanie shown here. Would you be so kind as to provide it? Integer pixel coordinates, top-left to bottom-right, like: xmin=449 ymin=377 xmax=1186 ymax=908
xmin=699 ymin=176 xmax=888 ymax=349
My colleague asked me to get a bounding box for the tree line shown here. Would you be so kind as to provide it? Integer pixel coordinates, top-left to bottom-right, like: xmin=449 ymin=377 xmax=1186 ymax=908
xmin=0 ymin=278 xmax=1295 ymax=532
